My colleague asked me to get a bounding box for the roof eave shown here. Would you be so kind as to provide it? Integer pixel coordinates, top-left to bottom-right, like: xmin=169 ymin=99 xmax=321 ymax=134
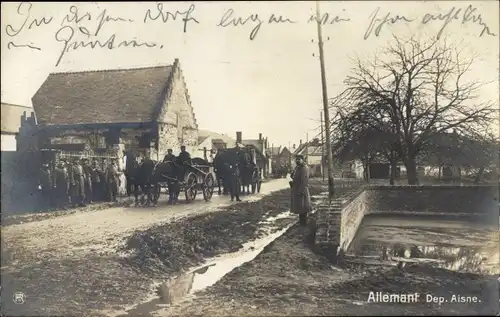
xmin=37 ymin=121 xmax=155 ymax=130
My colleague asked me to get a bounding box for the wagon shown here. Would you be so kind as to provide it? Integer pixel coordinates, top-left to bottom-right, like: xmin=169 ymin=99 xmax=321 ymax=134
xmin=154 ymin=158 xmax=216 ymax=202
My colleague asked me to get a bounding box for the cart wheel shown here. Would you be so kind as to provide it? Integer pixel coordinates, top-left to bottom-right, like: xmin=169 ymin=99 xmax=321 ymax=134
xmin=202 ymin=173 xmax=215 ymax=201
xmin=184 ymin=172 xmax=198 ymax=201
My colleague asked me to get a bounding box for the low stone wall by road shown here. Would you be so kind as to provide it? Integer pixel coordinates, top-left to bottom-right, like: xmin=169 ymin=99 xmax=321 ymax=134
xmin=314 ymin=184 xmax=499 ymax=257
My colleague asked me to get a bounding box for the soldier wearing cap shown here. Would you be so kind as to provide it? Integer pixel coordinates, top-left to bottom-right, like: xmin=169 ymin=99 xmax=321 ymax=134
xmin=163 ymin=148 xmax=176 ymax=163
xmin=91 ymin=160 xmax=104 ymax=201
xmin=39 ymin=162 xmax=55 ymax=210
xmin=290 ymin=154 xmax=311 ymax=226
xmin=82 ymin=158 xmax=93 ymax=204
xmin=229 ymin=163 xmax=242 ymax=202
xmin=106 ymin=158 xmax=121 ymax=202
xmin=53 ymin=159 xmax=69 ymax=209
xmin=69 ymin=157 xmax=86 ymax=207
xmin=177 ymin=145 xmax=191 ymax=180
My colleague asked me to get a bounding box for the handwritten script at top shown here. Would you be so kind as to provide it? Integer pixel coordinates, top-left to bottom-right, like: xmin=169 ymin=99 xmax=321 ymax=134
xmin=3 ymin=2 xmax=497 ymax=66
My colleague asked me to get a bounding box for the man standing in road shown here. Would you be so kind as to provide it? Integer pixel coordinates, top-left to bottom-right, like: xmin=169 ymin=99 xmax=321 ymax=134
xmin=53 ymin=160 xmax=69 ymax=209
xmin=39 ymin=163 xmax=55 ymax=210
xmin=229 ymin=163 xmax=242 ymax=202
xmin=69 ymin=157 xmax=86 ymax=207
xmin=106 ymin=158 xmax=121 ymax=202
xmin=82 ymin=158 xmax=93 ymax=204
xmin=290 ymin=154 xmax=311 ymax=226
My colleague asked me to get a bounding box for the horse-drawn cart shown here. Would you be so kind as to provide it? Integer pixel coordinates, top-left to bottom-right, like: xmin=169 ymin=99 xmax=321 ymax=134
xmin=154 ymin=158 xmax=216 ymax=203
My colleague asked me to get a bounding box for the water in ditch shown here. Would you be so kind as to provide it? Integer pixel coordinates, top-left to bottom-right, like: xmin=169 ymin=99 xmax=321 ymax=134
xmin=115 ymin=193 xmax=327 ymax=316
xmin=349 ymin=214 xmax=500 ymax=275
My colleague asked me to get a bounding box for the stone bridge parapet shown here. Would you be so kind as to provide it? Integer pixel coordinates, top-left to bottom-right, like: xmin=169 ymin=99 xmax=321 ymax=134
xmin=314 ymin=183 xmax=499 ymax=258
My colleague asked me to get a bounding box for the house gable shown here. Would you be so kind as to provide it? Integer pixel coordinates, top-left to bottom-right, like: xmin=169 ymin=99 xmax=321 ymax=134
xmin=157 ymin=59 xmax=198 ymax=131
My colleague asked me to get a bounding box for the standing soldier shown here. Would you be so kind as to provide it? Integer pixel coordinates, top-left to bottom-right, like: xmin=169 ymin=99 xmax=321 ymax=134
xmin=39 ymin=163 xmax=54 ymax=210
xmin=69 ymin=157 xmax=86 ymax=207
xmin=82 ymin=158 xmax=93 ymax=204
xmin=91 ymin=160 xmax=103 ymax=202
xmin=106 ymin=158 xmax=121 ymax=202
xmin=53 ymin=159 xmax=69 ymax=209
xmin=290 ymin=155 xmax=311 ymax=226
xmin=229 ymin=163 xmax=242 ymax=202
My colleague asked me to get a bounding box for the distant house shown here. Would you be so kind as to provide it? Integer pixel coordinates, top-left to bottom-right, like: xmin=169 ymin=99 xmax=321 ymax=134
xmin=293 ymin=138 xmax=354 ymax=178
xmin=31 ymin=59 xmax=199 ymax=167
xmin=198 ymin=129 xmax=237 ymax=152
xmin=1 ymin=103 xmax=35 ymax=151
xmin=267 ymin=146 xmax=292 ymax=173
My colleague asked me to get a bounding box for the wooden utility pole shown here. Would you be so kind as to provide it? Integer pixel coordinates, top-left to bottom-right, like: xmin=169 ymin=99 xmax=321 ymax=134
xmin=315 ymin=0 xmax=335 ymax=200
xmin=320 ymin=110 xmax=325 ymax=181
xmin=305 ymin=132 xmax=309 ymax=163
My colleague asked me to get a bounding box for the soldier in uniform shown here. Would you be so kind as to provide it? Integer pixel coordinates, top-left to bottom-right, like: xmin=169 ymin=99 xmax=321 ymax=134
xmin=163 ymin=148 xmax=176 ymax=163
xmin=91 ymin=160 xmax=103 ymax=202
xmin=290 ymin=154 xmax=311 ymax=226
xmin=229 ymin=163 xmax=242 ymax=202
xmin=39 ymin=163 xmax=55 ymax=210
xmin=177 ymin=145 xmax=191 ymax=181
xmin=53 ymin=160 xmax=69 ymax=209
xmin=69 ymin=157 xmax=86 ymax=207
xmin=82 ymin=158 xmax=93 ymax=204
xmin=106 ymin=158 xmax=121 ymax=202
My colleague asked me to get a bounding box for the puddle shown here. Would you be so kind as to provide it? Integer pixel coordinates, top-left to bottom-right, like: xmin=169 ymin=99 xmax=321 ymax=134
xmin=350 ymin=215 xmax=500 ymax=274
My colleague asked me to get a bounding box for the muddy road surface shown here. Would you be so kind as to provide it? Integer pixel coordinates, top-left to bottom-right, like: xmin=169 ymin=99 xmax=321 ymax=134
xmin=157 ymin=215 xmax=499 ymax=316
xmin=1 ymin=179 xmax=325 ymax=316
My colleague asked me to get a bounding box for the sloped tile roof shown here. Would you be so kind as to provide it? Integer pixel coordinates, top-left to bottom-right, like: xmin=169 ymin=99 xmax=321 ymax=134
xmin=32 ymin=65 xmax=174 ymax=126
xmin=1 ymin=103 xmax=34 ymax=133
xmin=198 ymin=129 xmax=236 ymax=148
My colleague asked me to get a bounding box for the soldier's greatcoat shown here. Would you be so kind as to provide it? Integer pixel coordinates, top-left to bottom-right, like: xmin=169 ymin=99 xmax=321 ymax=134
xmin=290 ymin=164 xmax=311 ymax=215
xmin=69 ymin=163 xmax=85 ymax=203
xmin=53 ymin=165 xmax=69 ymax=201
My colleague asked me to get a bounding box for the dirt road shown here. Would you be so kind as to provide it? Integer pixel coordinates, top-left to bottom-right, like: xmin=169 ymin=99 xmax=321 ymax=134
xmin=1 ymin=179 xmax=297 ymax=317
xmin=2 ymin=179 xmax=289 ymax=266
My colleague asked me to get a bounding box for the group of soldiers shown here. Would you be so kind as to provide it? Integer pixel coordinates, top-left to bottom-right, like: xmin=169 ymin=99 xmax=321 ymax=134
xmin=38 ymin=157 xmax=122 ymax=210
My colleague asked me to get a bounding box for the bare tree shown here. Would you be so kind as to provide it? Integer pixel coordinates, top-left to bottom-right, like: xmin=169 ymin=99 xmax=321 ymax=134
xmin=343 ymin=36 xmax=496 ymax=184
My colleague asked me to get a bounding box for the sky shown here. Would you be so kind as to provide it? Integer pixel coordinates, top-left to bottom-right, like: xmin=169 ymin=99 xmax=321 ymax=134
xmin=1 ymin=1 xmax=499 ymax=146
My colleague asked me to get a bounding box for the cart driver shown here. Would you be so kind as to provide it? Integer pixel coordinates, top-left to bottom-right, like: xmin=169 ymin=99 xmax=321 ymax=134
xmin=163 ymin=149 xmax=176 ymax=164
xmin=177 ymin=145 xmax=191 ymax=180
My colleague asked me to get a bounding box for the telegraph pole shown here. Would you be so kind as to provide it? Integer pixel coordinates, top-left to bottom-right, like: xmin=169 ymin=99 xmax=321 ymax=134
xmin=320 ymin=110 xmax=325 ymax=182
xmin=315 ymin=0 xmax=335 ymax=200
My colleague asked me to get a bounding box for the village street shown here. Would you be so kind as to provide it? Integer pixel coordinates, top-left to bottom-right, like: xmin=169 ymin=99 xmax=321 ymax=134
xmin=1 ymin=178 xmax=299 ymax=317
xmin=2 ymin=178 xmax=289 ymax=267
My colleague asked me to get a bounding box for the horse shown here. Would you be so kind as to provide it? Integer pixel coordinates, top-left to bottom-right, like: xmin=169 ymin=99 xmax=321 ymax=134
xmin=213 ymin=148 xmax=256 ymax=195
xmin=213 ymin=150 xmax=240 ymax=195
xmin=151 ymin=161 xmax=181 ymax=205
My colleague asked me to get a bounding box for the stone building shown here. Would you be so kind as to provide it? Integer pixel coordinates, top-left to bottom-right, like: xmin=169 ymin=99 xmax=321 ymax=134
xmin=32 ymin=59 xmax=199 ymax=165
xmin=0 ymin=103 xmax=35 ymax=152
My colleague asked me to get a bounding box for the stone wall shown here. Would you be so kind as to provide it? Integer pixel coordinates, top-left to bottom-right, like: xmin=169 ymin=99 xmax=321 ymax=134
xmin=366 ymin=185 xmax=499 ymax=214
xmin=314 ymin=184 xmax=499 ymax=256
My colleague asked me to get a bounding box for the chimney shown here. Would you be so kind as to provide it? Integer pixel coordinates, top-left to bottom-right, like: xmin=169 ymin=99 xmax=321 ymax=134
xmin=293 ymin=144 xmax=296 ymax=149
xmin=299 ymin=139 xmax=302 ymax=145
xmin=259 ymin=133 xmax=262 ymax=141
xmin=236 ymin=131 xmax=242 ymax=144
